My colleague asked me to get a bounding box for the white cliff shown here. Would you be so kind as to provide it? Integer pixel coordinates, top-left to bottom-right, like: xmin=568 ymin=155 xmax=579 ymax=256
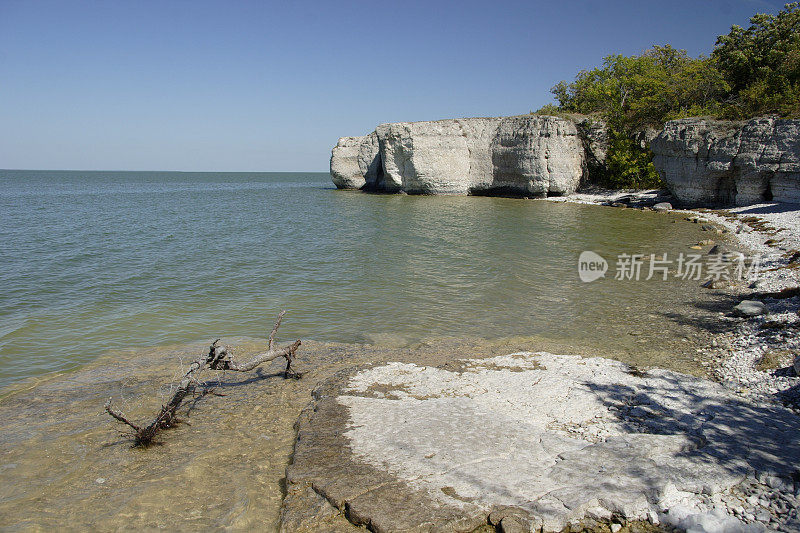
xmin=333 ymin=115 xmax=800 ymax=206
xmin=651 ymin=118 xmax=800 ymax=206
xmin=331 ymin=115 xmax=588 ymax=196
xmin=329 ymin=133 xmax=381 ymax=190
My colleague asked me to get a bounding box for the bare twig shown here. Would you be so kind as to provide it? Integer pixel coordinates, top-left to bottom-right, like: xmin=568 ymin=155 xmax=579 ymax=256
xmin=104 ymin=398 xmax=141 ymax=432
xmin=106 ymin=311 xmax=302 ymax=446
xmin=268 ymin=310 xmax=286 ymax=350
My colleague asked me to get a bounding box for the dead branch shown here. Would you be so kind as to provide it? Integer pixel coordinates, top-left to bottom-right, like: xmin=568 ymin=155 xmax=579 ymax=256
xmin=268 ymin=309 xmax=285 ymax=349
xmin=106 ymin=311 xmax=302 ymax=446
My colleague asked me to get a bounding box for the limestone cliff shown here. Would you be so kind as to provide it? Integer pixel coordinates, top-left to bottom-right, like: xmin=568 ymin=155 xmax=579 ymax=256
xmin=330 ymin=133 xmax=381 ymax=190
xmin=651 ymin=118 xmax=800 ymax=206
xmin=334 ymin=115 xmax=800 ymax=206
xmin=331 ymin=115 xmax=589 ymax=197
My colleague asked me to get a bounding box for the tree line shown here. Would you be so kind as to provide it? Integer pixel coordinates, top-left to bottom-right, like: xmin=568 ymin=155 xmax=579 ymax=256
xmin=539 ymin=3 xmax=799 ymax=188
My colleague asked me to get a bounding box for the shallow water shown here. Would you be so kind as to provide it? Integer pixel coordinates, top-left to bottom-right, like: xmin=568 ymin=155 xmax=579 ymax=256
xmin=0 ymin=337 xmax=568 ymax=531
xmin=1 ymin=170 xmax=734 ymax=389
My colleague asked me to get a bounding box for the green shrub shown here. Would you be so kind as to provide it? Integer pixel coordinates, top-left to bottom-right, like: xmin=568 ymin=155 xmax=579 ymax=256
xmin=602 ymin=130 xmax=662 ymax=189
xmin=530 ymin=104 xmax=574 ymax=120
xmin=713 ymin=3 xmax=800 ymax=118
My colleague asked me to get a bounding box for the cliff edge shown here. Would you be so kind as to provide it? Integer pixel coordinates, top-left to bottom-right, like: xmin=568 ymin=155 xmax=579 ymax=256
xmin=332 ymin=115 xmax=800 ymax=206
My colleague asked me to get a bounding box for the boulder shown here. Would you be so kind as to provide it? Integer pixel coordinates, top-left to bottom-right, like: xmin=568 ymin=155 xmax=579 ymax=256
xmin=330 ymin=136 xmax=369 ymax=189
xmin=329 ymin=131 xmax=382 ymax=190
xmin=708 ymin=244 xmax=730 ymax=256
xmin=651 ymin=118 xmax=800 ymax=206
xmin=653 ymin=202 xmax=673 ymax=211
xmin=733 ymin=300 xmax=768 ymax=317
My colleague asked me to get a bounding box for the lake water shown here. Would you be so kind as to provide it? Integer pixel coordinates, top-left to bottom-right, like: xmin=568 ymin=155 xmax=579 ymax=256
xmin=0 ymin=170 xmax=730 ymax=389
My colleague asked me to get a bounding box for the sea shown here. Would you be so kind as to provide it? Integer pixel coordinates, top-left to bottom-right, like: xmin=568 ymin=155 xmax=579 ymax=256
xmin=0 ymin=169 xmax=731 ymax=389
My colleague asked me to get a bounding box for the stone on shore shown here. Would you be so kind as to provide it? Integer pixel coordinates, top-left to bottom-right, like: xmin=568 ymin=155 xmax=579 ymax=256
xmin=708 ymin=244 xmax=730 ymax=256
xmin=281 ymin=352 xmax=799 ymax=532
xmin=653 ymin=202 xmax=672 ymax=211
xmin=733 ymin=300 xmax=768 ymax=317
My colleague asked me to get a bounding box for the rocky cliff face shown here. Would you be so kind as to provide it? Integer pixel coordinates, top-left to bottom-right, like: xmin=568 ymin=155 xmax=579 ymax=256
xmin=329 ymin=132 xmax=381 ymax=190
xmin=331 ymin=115 xmax=588 ymax=197
xmin=334 ymin=115 xmax=800 ymax=205
xmin=651 ymin=118 xmax=800 ymax=206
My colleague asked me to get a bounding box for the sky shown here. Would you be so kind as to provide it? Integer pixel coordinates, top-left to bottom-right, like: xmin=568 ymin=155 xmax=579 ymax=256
xmin=0 ymin=0 xmax=789 ymax=172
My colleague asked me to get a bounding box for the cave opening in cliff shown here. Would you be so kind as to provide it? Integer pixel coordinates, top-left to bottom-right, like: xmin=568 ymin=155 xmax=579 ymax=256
xmin=763 ymin=180 xmax=774 ymax=202
xmin=716 ymin=175 xmax=737 ymax=206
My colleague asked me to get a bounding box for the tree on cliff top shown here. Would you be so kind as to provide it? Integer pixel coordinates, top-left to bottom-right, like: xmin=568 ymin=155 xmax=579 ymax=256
xmin=551 ymin=46 xmax=728 ymax=133
xmin=547 ymin=46 xmax=727 ymax=188
xmin=713 ymin=2 xmax=800 ymax=118
xmin=550 ymin=2 xmax=800 ymax=125
xmin=543 ymin=2 xmax=800 ymax=188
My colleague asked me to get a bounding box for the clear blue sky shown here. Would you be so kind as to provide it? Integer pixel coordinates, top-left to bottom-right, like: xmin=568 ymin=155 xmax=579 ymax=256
xmin=0 ymin=0 xmax=787 ymax=171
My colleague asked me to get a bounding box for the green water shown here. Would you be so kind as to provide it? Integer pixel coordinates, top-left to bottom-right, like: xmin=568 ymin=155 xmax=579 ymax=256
xmin=0 ymin=170 xmax=727 ymax=389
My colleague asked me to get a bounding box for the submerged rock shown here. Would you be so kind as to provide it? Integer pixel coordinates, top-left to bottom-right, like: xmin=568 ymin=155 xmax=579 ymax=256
xmin=708 ymin=244 xmax=730 ymax=256
xmin=281 ymin=352 xmax=799 ymax=532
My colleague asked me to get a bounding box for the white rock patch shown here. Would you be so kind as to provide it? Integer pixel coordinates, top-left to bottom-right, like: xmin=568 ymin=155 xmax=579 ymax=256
xmin=339 ymin=353 xmax=799 ymax=532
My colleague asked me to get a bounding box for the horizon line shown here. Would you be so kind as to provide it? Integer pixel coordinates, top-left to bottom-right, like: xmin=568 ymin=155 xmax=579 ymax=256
xmin=0 ymin=168 xmax=330 ymax=174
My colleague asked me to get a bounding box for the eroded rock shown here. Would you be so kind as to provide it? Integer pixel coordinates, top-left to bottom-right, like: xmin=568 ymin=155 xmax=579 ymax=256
xmin=733 ymin=300 xmax=768 ymax=317
xmin=331 ymin=136 xmax=369 ymax=190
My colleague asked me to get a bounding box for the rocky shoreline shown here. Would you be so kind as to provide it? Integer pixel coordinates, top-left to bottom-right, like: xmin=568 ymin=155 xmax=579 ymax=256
xmin=330 ymin=116 xmax=800 ymax=208
xmin=282 ymin=352 xmax=800 ymax=533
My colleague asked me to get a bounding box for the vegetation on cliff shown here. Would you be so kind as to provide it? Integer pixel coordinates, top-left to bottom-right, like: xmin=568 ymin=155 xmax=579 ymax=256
xmin=714 ymin=3 xmax=800 ymax=119
xmin=543 ymin=2 xmax=799 ymax=188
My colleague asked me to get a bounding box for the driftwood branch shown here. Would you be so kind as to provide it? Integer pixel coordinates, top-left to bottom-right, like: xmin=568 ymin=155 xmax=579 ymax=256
xmin=106 ymin=311 xmax=302 ymax=446
xmin=268 ymin=309 xmax=285 ymax=350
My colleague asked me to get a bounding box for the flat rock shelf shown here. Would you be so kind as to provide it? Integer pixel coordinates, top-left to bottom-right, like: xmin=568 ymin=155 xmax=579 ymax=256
xmin=282 ymin=352 xmax=800 ymax=533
